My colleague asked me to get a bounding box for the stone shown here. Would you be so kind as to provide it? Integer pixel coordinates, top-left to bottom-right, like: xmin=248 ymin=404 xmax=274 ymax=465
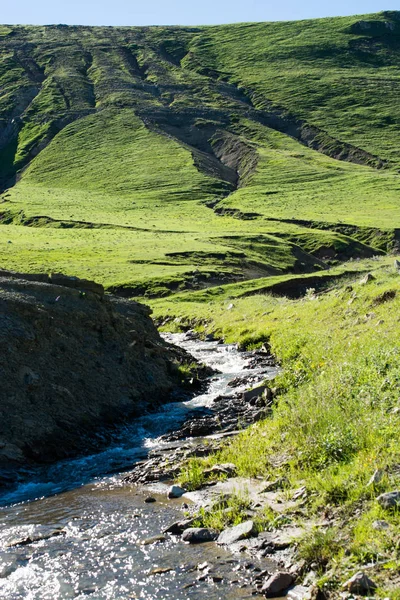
xmin=0 ymin=553 xmax=19 ymax=578
xmin=208 ymin=463 xmax=237 ymax=477
xmin=163 ymin=518 xmax=198 ymax=535
xmin=18 ymin=366 xmax=40 ymax=387
xmin=242 ymin=385 xmax=269 ymax=403
xmin=139 ymin=535 xmax=166 ymax=546
xmin=292 ymin=486 xmax=307 ymax=500
xmin=260 ymin=477 xmax=289 ymax=492
xmin=144 ymin=496 xmax=156 ymax=503
xmin=367 ymin=468 xmax=384 ymax=487
xmin=181 ymin=528 xmax=219 ymax=543
xmin=261 ymin=572 xmax=294 ymax=597
xmin=342 ymin=571 xmax=377 ymax=594
xmin=360 ymin=272 xmax=375 ymax=285
xmin=377 ymin=490 xmax=400 ymax=509
xmin=185 ymin=329 xmax=199 ymax=340
xmin=167 ymin=485 xmax=187 ymax=499
xmin=217 ymin=520 xmax=257 ymax=545
xmin=5 ymin=525 xmax=65 ymax=548
xmin=287 ymin=585 xmax=311 ymax=600
xmin=372 ymin=519 xmax=390 ymax=530
xmin=148 ymin=567 xmax=173 ymax=575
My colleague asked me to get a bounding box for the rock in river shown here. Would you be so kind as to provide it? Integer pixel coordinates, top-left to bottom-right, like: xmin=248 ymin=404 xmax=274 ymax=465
xmin=181 ymin=528 xmax=219 ymax=543
xmin=261 ymin=572 xmax=294 ymax=597
xmin=167 ymin=485 xmax=187 ymax=499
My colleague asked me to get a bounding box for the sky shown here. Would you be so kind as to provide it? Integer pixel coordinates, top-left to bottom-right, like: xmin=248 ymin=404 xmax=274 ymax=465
xmin=2 ymin=0 xmax=397 ymax=26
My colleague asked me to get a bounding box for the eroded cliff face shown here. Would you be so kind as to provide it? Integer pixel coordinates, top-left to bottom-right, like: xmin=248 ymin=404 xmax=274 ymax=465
xmin=0 ymin=271 xmax=185 ymax=478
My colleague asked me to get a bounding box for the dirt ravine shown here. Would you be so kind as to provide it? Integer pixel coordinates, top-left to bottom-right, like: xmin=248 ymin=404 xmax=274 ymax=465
xmin=0 ymin=270 xmax=189 ymax=483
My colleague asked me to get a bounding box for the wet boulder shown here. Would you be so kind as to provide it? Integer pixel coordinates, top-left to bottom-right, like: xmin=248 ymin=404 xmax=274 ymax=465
xmin=181 ymin=528 xmax=219 ymax=543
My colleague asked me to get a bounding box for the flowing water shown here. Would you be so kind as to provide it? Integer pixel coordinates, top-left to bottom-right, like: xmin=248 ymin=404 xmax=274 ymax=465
xmin=0 ymin=335 xmax=279 ymax=599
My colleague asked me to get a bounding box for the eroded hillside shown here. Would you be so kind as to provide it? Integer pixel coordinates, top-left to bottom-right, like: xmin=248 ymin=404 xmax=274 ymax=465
xmin=0 ymin=12 xmax=399 ymax=296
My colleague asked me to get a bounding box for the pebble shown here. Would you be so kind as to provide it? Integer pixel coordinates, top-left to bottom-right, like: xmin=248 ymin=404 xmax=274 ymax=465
xmin=148 ymin=567 xmax=173 ymax=575
xmin=372 ymin=519 xmax=390 ymax=530
xmin=139 ymin=535 xmax=166 ymax=546
xmin=366 ymin=469 xmax=384 ymax=487
xmin=144 ymin=496 xmax=156 ymax=503
xmin=287 ymin=585 xmax=311 ymax=600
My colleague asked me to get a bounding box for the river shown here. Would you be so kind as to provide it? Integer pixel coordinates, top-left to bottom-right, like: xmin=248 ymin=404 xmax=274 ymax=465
xmin=0 ymin=334 xmax=279 ymax=599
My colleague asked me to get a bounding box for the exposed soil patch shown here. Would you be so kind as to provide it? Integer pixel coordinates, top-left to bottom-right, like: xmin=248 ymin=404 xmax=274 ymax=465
xmin=0 ymin=270 xmax=194 ymax=481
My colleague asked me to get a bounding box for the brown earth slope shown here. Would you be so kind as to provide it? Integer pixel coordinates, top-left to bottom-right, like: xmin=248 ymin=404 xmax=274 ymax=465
xmin=0 ymin=271 xmax=186 ymax=479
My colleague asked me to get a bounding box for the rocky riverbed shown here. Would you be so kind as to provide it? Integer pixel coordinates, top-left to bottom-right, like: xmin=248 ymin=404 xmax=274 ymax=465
xmin=1 ymin=330 xmax=307 ymax=599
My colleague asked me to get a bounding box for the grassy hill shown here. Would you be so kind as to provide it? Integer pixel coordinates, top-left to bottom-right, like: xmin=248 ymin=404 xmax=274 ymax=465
xmin=0 ymin=12 xmax=400 ymax=294
xmin=1 ymin=13 xmax=400 ymax=596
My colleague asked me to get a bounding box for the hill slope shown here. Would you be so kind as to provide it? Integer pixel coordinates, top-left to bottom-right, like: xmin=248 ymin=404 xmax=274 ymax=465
xmin=0 ymin=13 xmax=399 ymax=294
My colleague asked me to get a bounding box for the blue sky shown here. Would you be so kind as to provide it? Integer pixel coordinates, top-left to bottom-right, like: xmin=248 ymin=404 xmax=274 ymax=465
xmin=2 ymin=0 xmax=396 ymax=26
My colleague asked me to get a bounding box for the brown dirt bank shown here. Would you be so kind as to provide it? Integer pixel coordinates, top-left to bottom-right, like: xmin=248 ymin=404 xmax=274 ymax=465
xmin=0 ymin=270 xmax=189 ymax=481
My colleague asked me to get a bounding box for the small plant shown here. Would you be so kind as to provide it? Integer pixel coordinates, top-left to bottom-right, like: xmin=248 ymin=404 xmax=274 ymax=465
xmin=297 ymin=528 xmax=343 ymax=570
xmin=196 ymin=491 xmax=252 ymax=530
xmin=179 ymin=458 xmax=205 ymax=491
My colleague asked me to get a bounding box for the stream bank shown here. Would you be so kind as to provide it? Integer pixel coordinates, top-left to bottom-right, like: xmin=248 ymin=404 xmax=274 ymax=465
xmin=0 ymin=332 xmax=297 ymax=599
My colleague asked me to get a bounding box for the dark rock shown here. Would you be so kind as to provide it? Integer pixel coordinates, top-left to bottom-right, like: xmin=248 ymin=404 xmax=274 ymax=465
xmin=342 ymin=571 xmax=377 ymax=594
xmin=377 ymin=490 xmax=400 ymax=509
xmin=167 ymin=485 xmax=187 ymax=498
xmin=261 ymin=572 xmax=294 ymax=597
xmin=242 ymin=385 xmax=270 ymax=403
xmin=185 ymin=329 xmax=199 ymax=340
xmin=182 ymin=528 xmax=219 ymax=543
xmin=49 ymin=272 xmax=104 ymax=296
xmin=144 ymin=497 xmax=156 ymax=503
xmin=163 ymin=518 xmax=199 ymax=535
xmin=227 ymin=376 xmax=251 ymax=388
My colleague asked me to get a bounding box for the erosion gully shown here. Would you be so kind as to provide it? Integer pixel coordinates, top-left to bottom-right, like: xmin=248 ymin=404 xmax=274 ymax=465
xmin=0 ymin=334 xmax=281 ymax=599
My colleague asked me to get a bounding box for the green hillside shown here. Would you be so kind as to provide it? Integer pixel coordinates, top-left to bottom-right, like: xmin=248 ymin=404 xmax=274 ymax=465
xmin=0 ymin=12 xmax=400 ymax=294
